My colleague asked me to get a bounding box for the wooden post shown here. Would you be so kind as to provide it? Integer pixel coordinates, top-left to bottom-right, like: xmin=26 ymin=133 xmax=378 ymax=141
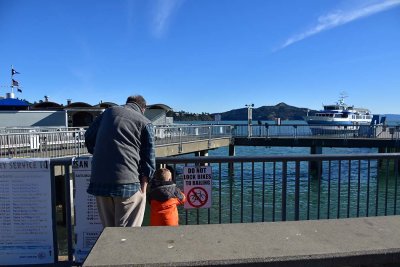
xmin=310 ymin=146 xmax=322 ymax=177
xmin=228 ymin=144 xmax=235 ymax=176
xmin=378 ymin=147 xmax=387 ymax=168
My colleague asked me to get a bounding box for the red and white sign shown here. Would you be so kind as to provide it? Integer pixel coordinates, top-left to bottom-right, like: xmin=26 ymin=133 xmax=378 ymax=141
xmin=183 ymin=166 xmax=212 ymax=209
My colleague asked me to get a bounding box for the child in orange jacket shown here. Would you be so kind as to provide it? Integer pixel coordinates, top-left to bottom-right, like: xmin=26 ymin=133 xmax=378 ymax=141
xmin=148 ymin=168 xmax=186 ymax=226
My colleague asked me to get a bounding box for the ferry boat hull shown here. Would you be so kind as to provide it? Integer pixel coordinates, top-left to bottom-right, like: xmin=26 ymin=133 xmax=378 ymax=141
xmin=306 ymin=121 xmax=369 ymax=135
xmin=304 ymin=95 xmax=373 ymax=136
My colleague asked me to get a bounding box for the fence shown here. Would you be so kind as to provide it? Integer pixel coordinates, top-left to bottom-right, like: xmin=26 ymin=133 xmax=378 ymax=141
xmin=33 ymin=153 xmax=400 ymax=266
xmin=154 ymin=124 xmax=232 ymax=145
xmin=2 ymin=124 xmax=400 ymax=159
xmin=232 ymin=123 xmax=400 ymax=139
xmin=0 ymin=128 xmax=87 ymax=158
xmin=0 ymin=125 xmax=232 ymax=158
xmin=159 ymin=153 xmax=400 ymax=224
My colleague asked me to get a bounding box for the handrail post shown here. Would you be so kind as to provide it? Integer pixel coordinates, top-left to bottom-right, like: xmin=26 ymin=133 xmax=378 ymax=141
xmin=282 ymin=161 xmax=287 ymax=221
xmin=178 ymin=127 xmax=182 ymax=153
xmin=64 ymin=163 xmax=74 ymax=263
xmin=294 ymin=161 xmax=300 ymax=220
xmin=208 ymin=126 xmax=211 ymax=148
xmin=76 ymin=133 xmax=81 ymax=157
xmin=7 ymin=134 xmax=11 ymax=157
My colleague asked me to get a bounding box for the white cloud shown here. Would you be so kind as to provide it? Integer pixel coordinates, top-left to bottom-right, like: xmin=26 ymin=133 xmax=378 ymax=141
xmin=151 ymin=0 xmax=184 ymax=38
xmin=279 ymin=0 xmax=400 ymax=50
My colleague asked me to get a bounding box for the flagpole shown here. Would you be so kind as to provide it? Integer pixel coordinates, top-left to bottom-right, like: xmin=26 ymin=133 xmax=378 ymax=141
xmin=10 ymin=65 xmax=14 ymax=95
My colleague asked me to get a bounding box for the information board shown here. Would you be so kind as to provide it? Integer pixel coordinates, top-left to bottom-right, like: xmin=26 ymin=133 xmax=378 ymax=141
xmin=183 ymin=166 xmax=212 ymax=209
xmin=72 ymin=157 xmax=103 ymax=263
xmin=0 ymin=158 xmax=55 ymax=265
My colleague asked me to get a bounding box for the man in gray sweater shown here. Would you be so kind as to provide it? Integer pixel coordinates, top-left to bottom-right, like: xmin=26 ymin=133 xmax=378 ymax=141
xmin=85 ymin=95 xmax=156 ymax=227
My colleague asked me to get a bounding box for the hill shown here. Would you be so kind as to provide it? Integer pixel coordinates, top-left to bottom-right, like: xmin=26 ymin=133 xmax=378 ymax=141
xmin=216 ymin=102 xmax=317 ymax=121
xmin=171 ymin=105 xmax=398 ymax=122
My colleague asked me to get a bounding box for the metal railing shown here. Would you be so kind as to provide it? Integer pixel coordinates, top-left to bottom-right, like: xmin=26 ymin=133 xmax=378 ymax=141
xmin=0 ymin=125 xmax=232 ymax=158
xmin=39 ymin=153 xmax=400 ymax=266
xmin=0 ymin=129 xmax=87 ymax=158
xmin=159 ymin=153 xmax=400 ymax=224
xmin=154 ymin=124 xmax=232 ymax=145
xmin=233 ymin=123 xmax=400 ymax=139
xmin=1 ymin=124 xmax=400 ymax=159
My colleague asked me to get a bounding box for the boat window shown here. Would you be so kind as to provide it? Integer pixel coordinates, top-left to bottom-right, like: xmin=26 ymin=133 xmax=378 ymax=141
xmin=341 ymin=114 xmax=348 ymax=118
xmin=325 ymin=106 xmax=338 ymax=110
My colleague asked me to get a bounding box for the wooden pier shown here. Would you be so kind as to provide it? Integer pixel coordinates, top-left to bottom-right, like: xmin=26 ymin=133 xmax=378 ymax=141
xmin=233 ymin=136 xmax=400 ymax=149
xmin=2 ymin=124 xmax=400 ymax=159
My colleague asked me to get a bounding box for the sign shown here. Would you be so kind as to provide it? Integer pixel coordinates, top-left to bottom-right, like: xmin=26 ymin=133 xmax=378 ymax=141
xmin=0 ymin=158 xmax=55 ymax=265
xmin=183 ymin=166 xmax=212 ymax=209
xmin=72 ymin=157 xmax=103 ymax=263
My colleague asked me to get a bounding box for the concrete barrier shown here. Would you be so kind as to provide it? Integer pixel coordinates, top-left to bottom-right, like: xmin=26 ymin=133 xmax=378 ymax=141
xmin=83 ymin=216 xmax=400 ymax=267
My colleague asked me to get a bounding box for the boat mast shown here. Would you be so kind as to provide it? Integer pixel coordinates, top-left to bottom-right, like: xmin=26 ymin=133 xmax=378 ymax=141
xmin=338 ymin=91 xmax=348 ymax=107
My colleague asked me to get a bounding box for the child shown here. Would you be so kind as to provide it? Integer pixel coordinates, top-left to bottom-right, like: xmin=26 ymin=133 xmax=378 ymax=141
xmin=148 ymin=168 xmax=186 ymax=226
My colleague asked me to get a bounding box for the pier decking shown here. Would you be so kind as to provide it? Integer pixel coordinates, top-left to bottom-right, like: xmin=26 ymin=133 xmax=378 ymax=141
xmin=234 ymin=136 xmax=400 ymax=149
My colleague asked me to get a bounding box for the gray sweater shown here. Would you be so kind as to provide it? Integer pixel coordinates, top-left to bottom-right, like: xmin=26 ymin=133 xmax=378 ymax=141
xmin=88 ymin=102 xmax=155 ymax=185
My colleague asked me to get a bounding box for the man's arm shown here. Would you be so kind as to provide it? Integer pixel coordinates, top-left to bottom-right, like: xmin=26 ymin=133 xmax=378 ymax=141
xmin=139 ymin=123 xmax=156 ymax=191
xmin=84 ymin=113 xmax=103 ymax=154
xmin=140 ymin=176 xmax=148 ymax=193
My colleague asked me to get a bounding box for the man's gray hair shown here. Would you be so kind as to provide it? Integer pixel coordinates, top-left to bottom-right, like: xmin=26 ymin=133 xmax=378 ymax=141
xmin=126 ymin=95 xmax=147 ymax=109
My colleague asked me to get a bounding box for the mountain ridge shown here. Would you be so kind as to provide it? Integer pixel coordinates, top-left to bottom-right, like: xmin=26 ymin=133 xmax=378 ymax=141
xmin=172 ymin=102 xmax=318 ymax=121
xmin=215 ymin=102 xmax=318 ymax=121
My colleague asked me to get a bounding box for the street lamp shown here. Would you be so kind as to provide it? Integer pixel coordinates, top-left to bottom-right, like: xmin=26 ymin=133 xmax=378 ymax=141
xmin=245 ymin=104 xmax=254 ymax=137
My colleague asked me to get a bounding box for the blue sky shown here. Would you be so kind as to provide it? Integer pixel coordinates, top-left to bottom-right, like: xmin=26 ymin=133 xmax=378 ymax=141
xmin=0 ymin=0 xmax=399 ymax=114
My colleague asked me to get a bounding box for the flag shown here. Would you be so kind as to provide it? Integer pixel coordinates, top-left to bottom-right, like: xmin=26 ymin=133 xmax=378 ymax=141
xmin=11 ymin=68 xmax=20 ymax=75
xmin=17 ymin=88 xmax=22 ymax=93
xmin=12 ymin=79 xmax=19 ymax=87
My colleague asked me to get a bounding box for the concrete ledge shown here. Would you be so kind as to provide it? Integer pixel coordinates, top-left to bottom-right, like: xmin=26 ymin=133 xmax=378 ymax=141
xmin=83 ymin=216 xmax=400 ymax=267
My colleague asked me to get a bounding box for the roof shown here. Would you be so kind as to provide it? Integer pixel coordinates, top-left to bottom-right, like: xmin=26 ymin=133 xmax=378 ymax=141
xmin=93 ymin=102 xmax=118 ymax=108
xmin=0 ymin=98 xmax=29 ymax=106
xmin=147 ymin=104 xmax=172 ymax=111
xmin=30 ymin=101 xmax=63 ymax=109
xmin=66 ymin=102 xmax=92 ymax=108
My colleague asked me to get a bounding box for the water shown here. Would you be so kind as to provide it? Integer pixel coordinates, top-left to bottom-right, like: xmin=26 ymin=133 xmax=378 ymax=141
xmin=173 ymin=121 xmax=399 ymax=225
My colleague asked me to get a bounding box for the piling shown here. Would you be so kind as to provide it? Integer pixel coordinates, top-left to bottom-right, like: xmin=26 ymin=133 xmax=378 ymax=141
xmin=310 ymin=145 xmax=322 ymax=177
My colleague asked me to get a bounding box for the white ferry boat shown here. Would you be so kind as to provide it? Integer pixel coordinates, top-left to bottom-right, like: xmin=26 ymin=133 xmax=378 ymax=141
xmin=304 ymin=95 xmax=374 ymax=135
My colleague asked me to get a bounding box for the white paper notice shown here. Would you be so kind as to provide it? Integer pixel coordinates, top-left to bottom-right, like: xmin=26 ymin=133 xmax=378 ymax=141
xmin=0 ymin=158 xmax=54 ymax=265
xmin=72 ymin=157 xmax=103 ymax=263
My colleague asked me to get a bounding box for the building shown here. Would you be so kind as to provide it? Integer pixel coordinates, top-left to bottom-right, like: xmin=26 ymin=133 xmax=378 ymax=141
xmin=0 ymin=94 xmax=173 ymax=128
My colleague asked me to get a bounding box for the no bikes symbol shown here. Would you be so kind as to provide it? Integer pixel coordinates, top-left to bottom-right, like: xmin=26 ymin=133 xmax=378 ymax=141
xmin=187 ymin=187 xmax=208 ymax=208
xmin=183 ymin=166 xmax=212 ymax=209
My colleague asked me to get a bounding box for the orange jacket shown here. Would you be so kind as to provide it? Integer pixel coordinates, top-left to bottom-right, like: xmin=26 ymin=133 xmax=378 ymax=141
xmin=150 ymin=195 xmax=185 ymax=226
xmin=148 ymin=182 xmax=186 ymax=226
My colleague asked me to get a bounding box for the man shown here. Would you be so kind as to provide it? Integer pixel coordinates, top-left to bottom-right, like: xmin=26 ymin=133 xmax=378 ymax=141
xmin=85 ymin=95 xmax=155 ymax=227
